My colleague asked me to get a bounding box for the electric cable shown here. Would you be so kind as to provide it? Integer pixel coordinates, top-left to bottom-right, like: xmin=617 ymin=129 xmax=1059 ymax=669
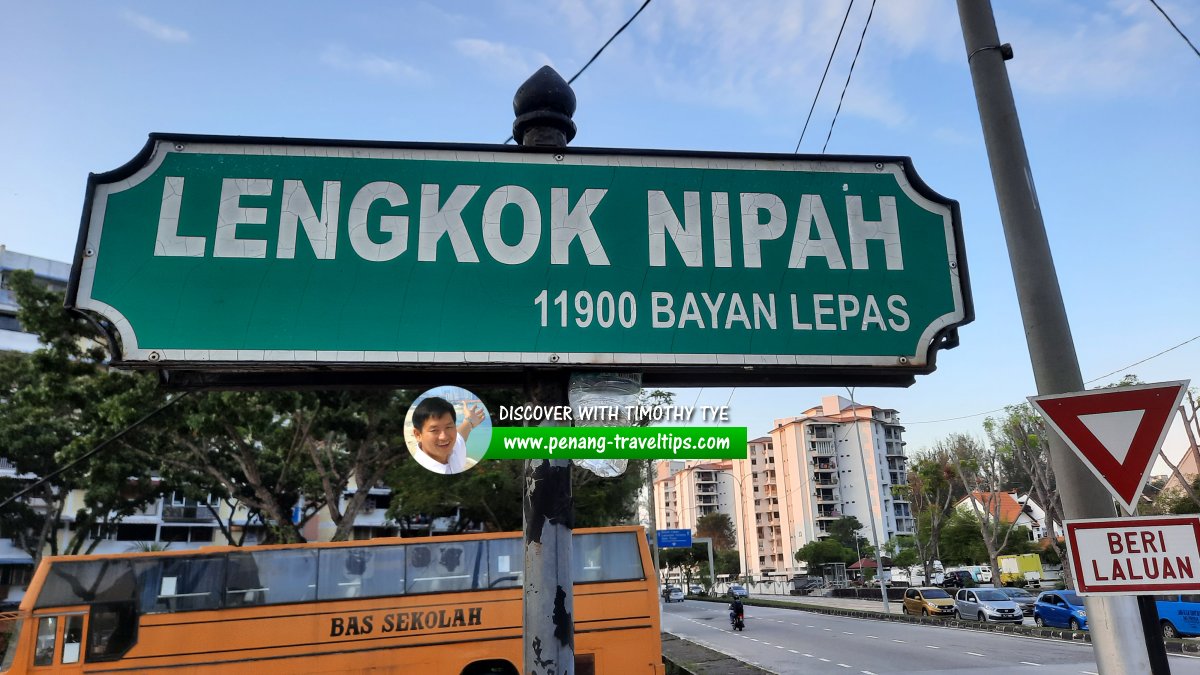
xmin=821 ymin=0 xmax=878 ymax=154
xmin=794 ymin=0 xmax=856 ymax=153
xmin=0 ymin=391 xmax=193 ymax=511
xmin=1148 ymin=0 xmax=1200 ymax=59
xmin=504 ymin=0 xmax=653 ymax=144
xmin=904 ymin=333 xmax=1200 ymax=425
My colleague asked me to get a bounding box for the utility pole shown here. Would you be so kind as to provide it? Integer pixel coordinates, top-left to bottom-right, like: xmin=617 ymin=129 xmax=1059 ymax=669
xmin=517 ymin=66 xmax=577 ymax=675
xmin=955 ymin=2 xmax=1167 ymax=672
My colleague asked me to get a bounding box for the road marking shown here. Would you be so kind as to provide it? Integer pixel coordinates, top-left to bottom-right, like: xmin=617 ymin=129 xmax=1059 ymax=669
xmin=862 ymin=672 xmax=878 ymax=675
xmin=842 ymin=631 xmax=855 ymax=635
xmin=775 ymin=645 xmax=784 ymax=649
xmin=925 ymin=645 xmax=940 ymax=649
xmin=965 ymin=652 xmax=985 ymax=657
xmin=802 ymin=653 xmax=814 ymax=658
xmin=807 ymin=625 xmax=816 ymax=628
xmin=1081 ymin=672 xmax=1099 ymax=675
xmin=891 ymin=639 xmax=905 ymax=643
xmin=865 ymin=635 xmax=879 ymax=639
xmin=823 ymin=628 xmax=833 ymax=631
xmin=788 ymin=650 xmax=799 ymax=654
xmin=1020 ymin=662 xmax=1041 ymax=667
xmin=838 ymin=665 xmax=852 ymax=669
xmin=819 ymin=658 xmax=831 ymax=662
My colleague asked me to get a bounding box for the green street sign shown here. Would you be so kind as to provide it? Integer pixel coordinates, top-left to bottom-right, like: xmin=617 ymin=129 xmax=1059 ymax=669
xmin=68 ymin=134 xmax=971 ymax=387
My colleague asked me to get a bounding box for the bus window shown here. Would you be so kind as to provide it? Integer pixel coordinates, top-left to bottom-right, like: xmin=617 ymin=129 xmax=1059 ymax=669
xmin=152 ymin=557 xmax=224 ymax=612
xmin=61 ymin=615 xmax=82 ymax=664
xmin=0 ymin=619 xmax=23 ymax=670
xmin=405 ymin=541 xmax=484 ymax=594
xmin=487 ymin=538 xmax=523 ymax=589
xmin=318 ymin=546 xmax=405 ymax=600
xmin=36 ymin=560 xmax=137 ymax=608
xmin=33 ymin=616 xmax=56 ymax=666
xmin=87 ymin=602 xmax=137 ymax=662
xmin=574 ymin=533 xmax=643 ymax=582
xmin=227 ymin=549 xmax=318 ymax=607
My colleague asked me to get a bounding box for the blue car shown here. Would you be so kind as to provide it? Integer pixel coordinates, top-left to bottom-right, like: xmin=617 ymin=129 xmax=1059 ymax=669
xmin=1034 ymin=590 xmax=1088 ymax=631
xmin=1156 ymin=594 xmax=1200 ymax=639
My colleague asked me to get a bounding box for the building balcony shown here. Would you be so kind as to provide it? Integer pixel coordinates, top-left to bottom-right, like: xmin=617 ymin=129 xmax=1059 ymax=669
xmin=812 ymin=477 xmax=839 ymax=486
xmin=162 ymin=504 xmax=217 ymax=523
xmin=885 ymin=442 xmax=906 ymax=456
xmin=816 ymin=512 xmax=840 ymax=520
xmin=810 ymin=441 xmax=836 ymax=455
xmin=814 ymin=492 xmax=838 ymax=503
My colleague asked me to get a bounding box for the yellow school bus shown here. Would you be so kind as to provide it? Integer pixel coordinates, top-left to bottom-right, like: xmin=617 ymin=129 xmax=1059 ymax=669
xmin=0 ymin=526 xmax=663 ymax=674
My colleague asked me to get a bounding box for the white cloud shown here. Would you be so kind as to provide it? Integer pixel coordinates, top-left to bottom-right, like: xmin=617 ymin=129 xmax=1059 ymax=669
xmin=453 ymin=39 xmax=554 ymax=81
xmin=319 ymin=45 xmax=426 ymax=83
xmin=1001 ymin=1 xmax=1193 ymax=98
xmin=121 ymin=9 xmax=190 ymax=43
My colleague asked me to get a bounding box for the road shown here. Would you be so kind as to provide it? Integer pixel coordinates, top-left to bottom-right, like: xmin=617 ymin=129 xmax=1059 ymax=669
xmin=661 ymin=599 xmax=1200 ymax=674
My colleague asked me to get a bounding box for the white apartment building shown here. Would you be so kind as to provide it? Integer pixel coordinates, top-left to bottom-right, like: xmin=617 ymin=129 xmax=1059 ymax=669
xmin=733 ymin=395 xmax=912 ymax=579
xmin=651 ymin=460 xmax=738 ymax=536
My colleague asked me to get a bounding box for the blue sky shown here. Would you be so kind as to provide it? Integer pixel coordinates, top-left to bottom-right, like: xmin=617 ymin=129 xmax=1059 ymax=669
xmin=1 ymin=1 xmax=1197 ymax=462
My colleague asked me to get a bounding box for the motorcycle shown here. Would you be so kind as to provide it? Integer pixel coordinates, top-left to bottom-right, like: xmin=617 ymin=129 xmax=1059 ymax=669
xmin=730 ymin=611 xmax=745 ymax=631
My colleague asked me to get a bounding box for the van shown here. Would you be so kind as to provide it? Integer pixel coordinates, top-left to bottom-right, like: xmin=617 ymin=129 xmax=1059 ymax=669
xmin=1156 ymin=594 xmax=1200 ymax=639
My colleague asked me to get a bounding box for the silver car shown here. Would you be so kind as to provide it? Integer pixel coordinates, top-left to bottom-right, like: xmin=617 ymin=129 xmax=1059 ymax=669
xmin=954 ymin=588 xmax=1023 ymax=623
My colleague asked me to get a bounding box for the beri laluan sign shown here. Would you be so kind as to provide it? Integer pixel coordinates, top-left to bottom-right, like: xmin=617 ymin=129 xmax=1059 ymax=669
xmin=1067 ymin=515 xmax=1200 ymax=595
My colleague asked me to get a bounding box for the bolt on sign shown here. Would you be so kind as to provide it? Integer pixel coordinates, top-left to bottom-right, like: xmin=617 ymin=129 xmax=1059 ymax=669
xmin=1066 ymin=516 xmax=1200 ymax=595
xmin=67 ymin=134 xmax=972 ymax=387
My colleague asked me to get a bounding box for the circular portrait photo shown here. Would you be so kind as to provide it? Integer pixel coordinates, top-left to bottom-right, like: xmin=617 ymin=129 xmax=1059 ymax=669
xmin=404 ymin=386 xmax=492 ymax=475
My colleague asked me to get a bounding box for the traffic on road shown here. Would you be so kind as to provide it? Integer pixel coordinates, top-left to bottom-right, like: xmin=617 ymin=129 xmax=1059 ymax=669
xmin=660 ymin=597 xmax=1200 ymax=674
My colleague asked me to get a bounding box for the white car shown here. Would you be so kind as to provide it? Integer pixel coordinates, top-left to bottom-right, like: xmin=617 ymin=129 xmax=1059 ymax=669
xmin=666 ymin=587 xmax=685 ymax=603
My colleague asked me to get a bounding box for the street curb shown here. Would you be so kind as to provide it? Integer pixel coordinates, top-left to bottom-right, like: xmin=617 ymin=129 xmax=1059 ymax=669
xmin=660 ymin=632 xmax=773 ymax=675
xmin=685 ymin=595 xmax=1196 ymax=652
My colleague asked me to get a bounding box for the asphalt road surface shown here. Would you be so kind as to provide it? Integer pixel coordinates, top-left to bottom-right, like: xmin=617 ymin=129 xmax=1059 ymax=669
xmin=661 ymin=600 xmax=1200 ymax=675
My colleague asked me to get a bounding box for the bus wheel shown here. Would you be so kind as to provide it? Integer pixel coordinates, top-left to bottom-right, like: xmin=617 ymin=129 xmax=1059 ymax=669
xmin=1163 ymin=621 xmax=1180 ymax=640
xmin=462 ymin=660 xmax=518 ymax=675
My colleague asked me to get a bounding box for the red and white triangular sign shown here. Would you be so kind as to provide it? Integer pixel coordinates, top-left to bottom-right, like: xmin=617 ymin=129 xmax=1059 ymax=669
xmin=1029 ymin=380 xmax=1189 ymax=513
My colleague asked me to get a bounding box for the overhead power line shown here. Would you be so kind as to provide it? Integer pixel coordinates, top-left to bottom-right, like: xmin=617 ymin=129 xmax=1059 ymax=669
xmin=904 ymin=333 xmax=1200 ymax=425
xmin=1148 ymin=0 xmax=1200 ymax=60
xmin=0 ymin=391 xmax=193 ymax=511
xmin=822 ymin=0 xmax=878 ymax=154
xmin=505 ymin=0 xmax=653 ymax=144
xmin=794 ymin=0 xmax=856 ymax=153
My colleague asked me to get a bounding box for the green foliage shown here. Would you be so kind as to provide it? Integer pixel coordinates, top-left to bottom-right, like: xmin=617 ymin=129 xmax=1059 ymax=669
xmin=696 ymin=512 xmax=736 ymax=551
xmin=793 ymin=539 xmax=854 ymax=569
xmin=825 ymin=516 xmax=869 ymax=553
xmin=0 ymin=270 xmax=168 ymax=560
xmin=714 ymin=549 xmax=741 ymax=576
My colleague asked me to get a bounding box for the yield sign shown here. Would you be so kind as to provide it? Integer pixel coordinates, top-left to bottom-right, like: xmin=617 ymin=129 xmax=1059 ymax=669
xmin=1029 ymin=380 xmax=1189 ymax=513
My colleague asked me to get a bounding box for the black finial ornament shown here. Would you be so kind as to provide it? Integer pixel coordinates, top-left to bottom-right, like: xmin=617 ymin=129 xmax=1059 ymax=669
xmin=512 ymin=66 xmax=577 ymax=147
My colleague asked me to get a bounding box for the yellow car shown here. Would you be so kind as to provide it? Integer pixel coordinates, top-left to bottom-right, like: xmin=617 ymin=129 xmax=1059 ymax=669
xmin=903 ymin=587 xmax=956 ymax=617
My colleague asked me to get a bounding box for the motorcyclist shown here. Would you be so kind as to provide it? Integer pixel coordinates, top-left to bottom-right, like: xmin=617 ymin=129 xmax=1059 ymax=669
xmin=729 ymin=597 xmax=745 ymax=628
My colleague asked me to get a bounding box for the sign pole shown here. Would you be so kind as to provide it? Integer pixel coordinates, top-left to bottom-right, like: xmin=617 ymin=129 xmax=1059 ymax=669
xmin=518 ymin=66 xmax=577 ymax=675
xmin=955 ymin=2 xmax=1166 ymax=672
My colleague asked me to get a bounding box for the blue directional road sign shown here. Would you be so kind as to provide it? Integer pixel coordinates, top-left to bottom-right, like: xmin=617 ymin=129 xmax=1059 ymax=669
xmin=657 ymin=529 xmax=693 ymax=549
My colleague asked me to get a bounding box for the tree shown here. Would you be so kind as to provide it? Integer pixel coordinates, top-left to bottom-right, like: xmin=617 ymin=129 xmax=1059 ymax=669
xmin=983 ymin=403 xmax=1071 ymax=587
xmin=695 ymin=512 xmax=736 ymax=551
xmin=794 ymin=539 xmax=853 ymax=571
xmin=947 ymin=433 xmax=1024 ymax=586
xmin=0 ymin=270 xmax=169 ymax=564
xmin=902 ymin=447 xmax=958 ymax=582
xmin=825 ymin=516 xmax=870 ymax=558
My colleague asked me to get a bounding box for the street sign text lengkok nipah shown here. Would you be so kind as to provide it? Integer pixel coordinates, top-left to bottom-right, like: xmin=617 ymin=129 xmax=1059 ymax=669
xmin=68 ymin=134 xmax=972 ymax=387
